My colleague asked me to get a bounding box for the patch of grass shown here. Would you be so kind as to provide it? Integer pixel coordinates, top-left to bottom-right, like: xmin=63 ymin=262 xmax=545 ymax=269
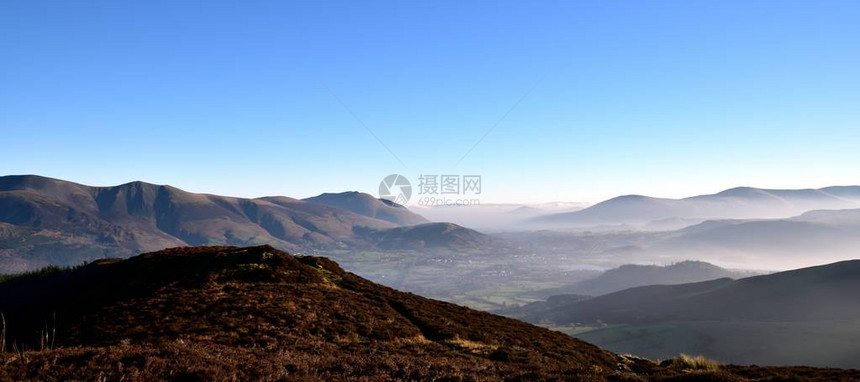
xmin=671 ymin=354 xmax=720 ymax=372
xmin=394 ymin=335 xmax=432 ymax=345
xmin=443 ymin=336 xmax=499 ymax=354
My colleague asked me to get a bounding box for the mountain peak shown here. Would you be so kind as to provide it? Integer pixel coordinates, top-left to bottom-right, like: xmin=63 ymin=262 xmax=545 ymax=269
xmin=304 ymin=191 xmax=428 ymax=226
xmin=713 ymin=186 xmax=763 ymax=197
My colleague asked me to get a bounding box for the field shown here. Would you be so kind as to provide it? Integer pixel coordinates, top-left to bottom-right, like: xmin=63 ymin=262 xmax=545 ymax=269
xmin=320 ymin=248 xmax=600 ymax=310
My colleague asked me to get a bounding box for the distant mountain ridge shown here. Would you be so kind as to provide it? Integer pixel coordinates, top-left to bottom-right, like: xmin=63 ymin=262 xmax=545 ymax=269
xmin=512 ymin=259 xmax=860 ymax=368
xmin=647 ymin=208 xmax=860 ymax=268
xmin=535 ymin=186 xmax=860 ymax=229
xmin=521 ymin=259 xmax=860 ymax=324
xmin=536 ymin=260 xmax=754 ymax=298
xmin=0 ymin=175 xmax=437 ymax=272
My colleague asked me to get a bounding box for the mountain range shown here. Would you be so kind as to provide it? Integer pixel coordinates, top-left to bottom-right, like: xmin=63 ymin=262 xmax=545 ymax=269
xmin=0 ymin=175 xmax=484 ymax=272
xmin=647 ymin=208 xmax=860 ymax=269
xmin=534 ymin=186 xmax=860 ymax=230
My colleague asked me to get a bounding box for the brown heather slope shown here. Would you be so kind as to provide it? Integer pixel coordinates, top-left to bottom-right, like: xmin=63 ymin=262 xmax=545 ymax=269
xmin=0 ymin=246 xmax=857 ymax=381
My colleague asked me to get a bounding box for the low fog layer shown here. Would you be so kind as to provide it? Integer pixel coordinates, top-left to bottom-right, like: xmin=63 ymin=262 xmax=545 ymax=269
xmin=412 ymin=202 xmax=587 ymax=232
xmin=518 ymin=186 xmax=860 ymax=232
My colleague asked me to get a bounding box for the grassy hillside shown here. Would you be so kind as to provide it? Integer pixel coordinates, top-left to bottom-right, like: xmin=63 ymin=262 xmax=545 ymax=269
xmin=1 ymin=245 xmax=850 ymax=380
xmin=0 ymin=245 xmax=616 ymax=380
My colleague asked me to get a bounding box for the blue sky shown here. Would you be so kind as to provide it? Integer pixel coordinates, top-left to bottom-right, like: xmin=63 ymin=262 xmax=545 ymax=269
xmin=2 ymin=1 xmax=858 ymax=203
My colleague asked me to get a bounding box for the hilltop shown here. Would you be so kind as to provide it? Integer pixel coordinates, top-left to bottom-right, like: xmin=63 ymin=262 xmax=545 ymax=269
xmin=304 ymin=191 xmax=428 ymax=226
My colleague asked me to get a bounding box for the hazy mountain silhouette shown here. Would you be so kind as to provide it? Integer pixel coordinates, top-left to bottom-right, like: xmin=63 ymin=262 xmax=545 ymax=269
xmin=535 ymin=186 xmax=860 ymax=229
xmin=648 ymin=208 xmax=860 ymax=268
xmin=1 ymin=245 xmax=850 ymax=380
xmin=0 ymin=175 xmax=431 ymax=272
xmin=535 ymin=261 xmax=753 ymax=297
xmin=520 ymin=259 xmax=860 ymax=324
xmin=414 ymin=202 xmax=587 ymax=232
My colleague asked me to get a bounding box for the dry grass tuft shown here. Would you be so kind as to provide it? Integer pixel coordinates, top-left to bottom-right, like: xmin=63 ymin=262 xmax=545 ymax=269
xmin=443 ymin=336 xmax=499 ymax=354
xmin=671 ymin=354 xmax=720 ymax=372
xmin=394 ymin=335 xmax=432 ymax=346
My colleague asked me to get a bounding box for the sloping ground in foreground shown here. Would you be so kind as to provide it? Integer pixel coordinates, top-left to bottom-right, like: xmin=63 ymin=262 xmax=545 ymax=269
xmin=0 ymin=246 xmax=856 ymax=381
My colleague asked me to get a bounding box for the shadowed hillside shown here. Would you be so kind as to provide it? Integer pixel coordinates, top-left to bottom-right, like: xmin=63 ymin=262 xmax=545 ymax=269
xmin=523 ymin=259 xmax=860 ymax=324
xmin=511 ymin=260 xmax=860 ymax=368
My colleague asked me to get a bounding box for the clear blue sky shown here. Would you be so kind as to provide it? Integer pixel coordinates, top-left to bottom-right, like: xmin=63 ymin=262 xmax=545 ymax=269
xmin=2 ymin=1 xmax=858 ymax=203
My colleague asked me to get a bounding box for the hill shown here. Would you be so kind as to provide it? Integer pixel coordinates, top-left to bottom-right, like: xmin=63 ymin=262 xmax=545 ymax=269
xmin=0 ymin=246 xmax=615 ymax=380
xmin=535 ymin=186 xmax=860 ymax=229
xmin=0 ymin=175 xmax=430 ymax=272
xmin=533 ymin=261 xmax=754 ymax=298
xmin=303 ymin=191 xmax=428 ymax=226
xmin=360 ymin=222 xmax=493 ymax=250
xmin=513 ymin=260 xmax=860 ymax=368
xmin=1 ymin=245 xmax=853 ymax=380
xmin=524 ymin=259 xmax=860 ymax=324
